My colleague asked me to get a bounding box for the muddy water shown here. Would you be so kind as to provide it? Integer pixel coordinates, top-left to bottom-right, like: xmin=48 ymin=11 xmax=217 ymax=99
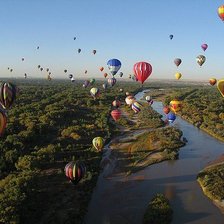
xmin=84 ymin=90 xmax=224 ymax=224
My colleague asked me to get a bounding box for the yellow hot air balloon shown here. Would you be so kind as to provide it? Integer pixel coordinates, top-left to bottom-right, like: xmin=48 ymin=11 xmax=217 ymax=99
xmin=217 ymin=79 xmax=224 ymax=97
xmin=175 ymin=72 xmax=182 ymax=80
xmin=170 ymin=100 xmax=182 ymax=113
xmin=92 ymin=137 xmax=104 ymax=152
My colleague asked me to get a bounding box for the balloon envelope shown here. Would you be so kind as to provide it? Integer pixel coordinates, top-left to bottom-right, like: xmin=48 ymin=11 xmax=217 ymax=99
xmin=196 ymin=55 xmax=206 ymax=67
xmin=125 ymin=95 xmax=135 ymax=106
xmin=90 ymin=88 xmax=100 ymax=99
xmin=133 ymin=62 xmax=152 ymax=84
xmin=107 ymin=59 xmax=121 ymax=76
xmin=201 ymin=44 xmax=208 ymax=51
xmin=217 ymin=79 xmax=224 ymax=97
xmin=209 ymin=78 xmax=217 ymax=86
xmin=218 ymin=5 xmax=224 ymax=21
xmin=92 ymin=137 xmax=104 ymax=152
xmin=170 ymin=100 xmax=181 ymax=113
xmin=108 ymin=77 xmax=116 ymax=87
xmin=169 ymin=35 xmax=173 ymax=40
xmin=167 ymin=113 xmax=176 ymax=123
xmin=132 ymin=101 xmax=142 ymax=113
xmin=175 ymin=72 xmax=182 ymax=80
xmin=0 ymin=82 xmax=17 ymax=109
xmin=163 ymin=106 xmax=170 ymax=114
xmin=174 ymin=58 xmax=182 ymax=67
xmin=111 ymin=109 xmax=121 ymax=121
xmin=112 ymin=100 xmax=121 ymax=108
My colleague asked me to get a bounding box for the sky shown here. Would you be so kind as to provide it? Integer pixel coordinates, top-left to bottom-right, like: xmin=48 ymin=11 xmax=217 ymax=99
xmin=0 ymin=0 xmax=224 ymax=80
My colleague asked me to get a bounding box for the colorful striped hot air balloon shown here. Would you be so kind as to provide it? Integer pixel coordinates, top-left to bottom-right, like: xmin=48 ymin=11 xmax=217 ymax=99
xmin=111 ymin=109 xmax=121 ymax=121
xmin=0 ymin=82 xmax=17 ymax=110
xmin=0 ymin=110 xmax=7 ymax=136
xmin=65 ymin=161 xmax=86 ymax=185
xmin=92 ymin=137 xmax=104 ymax=152
xmin=133 ymin=62 xmax=152 ymax=84
xmin=196 ymin=55 xmax=206 ymax=67
xmin=131 ymin=101 xmax=142 ymax=113
xmin=218 ymin=5 xmax=224 ymax=21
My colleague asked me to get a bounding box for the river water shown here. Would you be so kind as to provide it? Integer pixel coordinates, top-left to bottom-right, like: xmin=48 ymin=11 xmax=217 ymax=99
xmin=84 ymin=90 xmax=224 ymax=224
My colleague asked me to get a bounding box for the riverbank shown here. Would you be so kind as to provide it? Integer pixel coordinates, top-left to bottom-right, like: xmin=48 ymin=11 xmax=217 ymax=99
xmin=197 ymin=160 xmax=224 ymax=213
xmin=107 ymin=103 xmax=185 ymax=176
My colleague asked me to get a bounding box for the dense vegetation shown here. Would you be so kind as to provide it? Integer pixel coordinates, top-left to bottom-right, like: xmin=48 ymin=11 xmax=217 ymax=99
xmin=162 ymin=86 xmax=224 ymax=141
xmin=0 ymin=79 xmax=141 ymax=224
xmin=143 ymin=193 xmax=173 ymax=224
xmin=197 ymin=163 xmax=224 ymax=202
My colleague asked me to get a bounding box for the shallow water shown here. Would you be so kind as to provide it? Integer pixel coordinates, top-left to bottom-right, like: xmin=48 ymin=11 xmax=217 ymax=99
xmin=84 ymin=90 xmax=224 ymax=224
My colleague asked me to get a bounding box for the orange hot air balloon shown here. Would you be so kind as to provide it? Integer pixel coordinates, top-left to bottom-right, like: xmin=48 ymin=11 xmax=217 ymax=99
xmin=100 ymin=67 xmax=104 ymax=72
xmin=217 ymin=79 xmax=224 ymax=97
xmin=104 ymin=73 xmax=108 ymax=78
xmin=111 ymin=109 xmax=121 ymax=121
xmin=209 ymin=78 xmax=217 ymax=86
xmin=163 ymin=106 xmax=170 ymax=114
xmin=218 ymin=5 xmax=224 ymax=21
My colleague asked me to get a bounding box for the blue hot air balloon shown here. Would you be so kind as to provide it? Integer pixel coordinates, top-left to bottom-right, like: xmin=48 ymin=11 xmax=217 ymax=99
xmin=167 ymin=112 xmax=176 ymax=123
xmin=107 ymin=59 xmax=121 ymax=76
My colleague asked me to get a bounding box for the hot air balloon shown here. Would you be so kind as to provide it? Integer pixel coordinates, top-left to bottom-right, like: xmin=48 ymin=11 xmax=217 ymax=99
xmin=69 ymin=74 xmax=73 ymax=79
xmin=22 ymin=58 xmax=24 ymax=61
xmin=218 ymin=5 xmax=224 ymax=21
xmin=100 ymin=67 xmax=104 ymax=72
xmin=125 ymin=95 xmax=135 ymax=106
xmin=92 ymin=137 xmax=104 ymax=152
xmin=7 ymin=67 xmax=10 ymax=70
xmin=145 ymin=96 xmax=153 ymax=105
xmin=0 ymin=110 xmax=7 ymax=136
xmin=64 ymin=69 xmax=67 ymax=73
xmin=125 ymin=92 xmax=130 ymax=96
xmin=129 ymin=74 xmax=131 ymax=79
xmin=83 ymin=80 xmax=90 ymax=88
xmin=111 ymin=109 xmax=121 ymax=121
xmin=196 ymin=55 xmax=206 ymax=67
xmin=90 ymin=87 xmax=100 ymax=99
xmin=37 ymin=46 xmax=39 ymax=50
xmin=132 ymin=101 xmax=142 ymax=113
xmin=90 ymin=78 xmax=95 ymax=85
xmin=169 ymin=35 xmax=173 ymax=40
xmin=107 ymin=59 xmax=121 ymax=76
xmin=175 ymin=72 xmax=182 ymax=80
xmin=133 ymin=62 xmax=152 ymax=84
xmin=217 ymin=79 xmax=224 ymax=97
xmin=119 ymin=72 xmax=123 ymax=77
xmin=49 ymin=72 xmax=51 ymax=75
xmin=209 ymin=78 xmax=217 ymax=86
xmin=0 ymin=82 xmax=17 ymax=109
xmin=170 ymin=100 xmax=182 ymax=113
xmin=40 ymin=68 xmax=43 ymax=71
xmin=47 ymin=75 xmax=52 ymax=81
xmin=112 ymin=100 xmax=121 ymax=108
xmin=78 ymin=48 xmax=81 ymax=53
xmin=93 ymin=50 xmax=96 ymax=55
xmin=74 ymin=37 xmax=76 ymax=40
xmin=201 ymin=44 xmax=208 ymax=51
xmin=107 ymin=77 xmax=116 ymax=87
xmin=167 ymin=112 xmax=176 ymax=123
xmin=71 ymin=77 xmax=75 ymax=82
xmin=10 ymin=69 xmax=13 ymax=72
xmin=163 ymin=106 xmax=170 ymax=114
xmin=85 ymin=70 xmax=88 ymax=74
xmin=174 ymin=58 xmax=182 ymax=67
xmin=38 ymin=65 xmax=41 ymax=69
xmin=65 ymin=161 xmax=86 ymax=185
xmin=24 ymin=73 xmax=27 ymax=79
xmin=46 ymin=68 xmax=49 ymax=72
xmin=104 ymin=73 xmax=108 ymax=78
xmin=102 ymin=83 xmax=108 ymax=90
xmin=119 ymin=88 xmax=123 ymax=92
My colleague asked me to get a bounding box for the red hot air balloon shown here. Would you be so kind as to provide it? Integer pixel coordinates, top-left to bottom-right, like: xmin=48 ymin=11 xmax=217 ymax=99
xmin=133 ymin=62 xmax=152 ymax=84
xmin=111 ymin=109 xmax=121 ymax=121
xmin=163 ymin=106 xmax=170 ymax=114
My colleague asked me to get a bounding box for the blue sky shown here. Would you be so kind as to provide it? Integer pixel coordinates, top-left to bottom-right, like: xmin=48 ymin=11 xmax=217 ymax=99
xmin=0 ymin=0 xmax=224 ymax=80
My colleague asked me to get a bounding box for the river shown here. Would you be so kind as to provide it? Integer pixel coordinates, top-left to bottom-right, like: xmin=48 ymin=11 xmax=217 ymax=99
xmin=84 ymin=90 xmax=224 ymax=224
